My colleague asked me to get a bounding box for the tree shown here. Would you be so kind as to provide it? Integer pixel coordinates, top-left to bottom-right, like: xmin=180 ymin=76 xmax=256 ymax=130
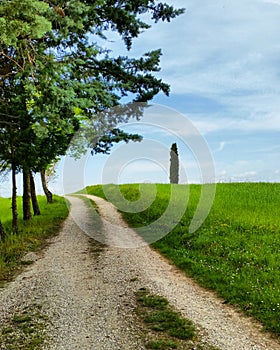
xmin=11 ymin=163 xmax=18 ymax=232
xmin=22 ymin=168 xmax=32 ymax=220
xmin=40 ymin=168 xmax=55 ymax=204
xmin=91 ymin=128 xmax=142 ymax=155
xmin=0 ymin=0 xmax=185 ymax=228
xmin=170 ymin=143 xmax=179 ymax=184
xmin=0 ymin=220 xmax=6 ymax=242
xmin=0 ymin=79 xmax=23 ymax=231
xmin=0 ymin=0 xmax=52 ymax=77
xmin=0 ymin=0 xmax=53 ymax=227
xmin=30 ymin=171 xmax=41 ymax=216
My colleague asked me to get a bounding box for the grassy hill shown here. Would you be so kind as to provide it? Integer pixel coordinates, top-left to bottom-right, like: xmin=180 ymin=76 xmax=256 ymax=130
xmin=85 ymin=182 xmax=280 ymax=336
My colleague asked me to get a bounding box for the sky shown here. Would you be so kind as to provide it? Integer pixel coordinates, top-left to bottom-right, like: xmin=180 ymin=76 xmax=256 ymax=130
xmin=146 ymin=0 xmax=280 ymax=183
xmin=1 ymin=0 xmax=280 ymax=196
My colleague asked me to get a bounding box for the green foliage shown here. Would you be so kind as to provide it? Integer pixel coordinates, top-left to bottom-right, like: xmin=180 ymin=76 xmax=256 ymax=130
xmin=86 ymin=182 xmax=280 ymax=336
xmin=0 ymin=0 xmax=51 ymax=46
xmin=91 ymin=128 xmax=143 ymax=154
xmin=137 ymin=293 xmax=169 ymax=309
xmin=0 ymin=195 xmax=68 ymax=282
xmin=136 ymin=288 xmax=195 ymax=345
xmin=136 ymin=288 xmax=217 ymax=350
xmin=147 ymin=339 xmax=178 ymax=349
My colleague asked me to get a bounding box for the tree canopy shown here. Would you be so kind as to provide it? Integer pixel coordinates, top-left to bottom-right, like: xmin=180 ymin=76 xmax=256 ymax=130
xmin=0 ymin=0 xmax=185 ymax=229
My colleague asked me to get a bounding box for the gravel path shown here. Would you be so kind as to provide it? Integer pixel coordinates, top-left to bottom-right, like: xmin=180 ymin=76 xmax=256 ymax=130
xmin=0 ymin=194 xmax=279 ymax=350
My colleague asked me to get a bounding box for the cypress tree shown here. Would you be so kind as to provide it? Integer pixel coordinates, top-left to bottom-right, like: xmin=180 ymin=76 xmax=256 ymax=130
xmin=170 ymin=143 xmax=179 ymax=184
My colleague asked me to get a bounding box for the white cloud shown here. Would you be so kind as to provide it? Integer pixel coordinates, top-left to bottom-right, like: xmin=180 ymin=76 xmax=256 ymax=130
xmin=191 ymin=117 xmax=236 ymax=135
xmin=237 ymin=113 xmax=280 ymax=131
xmin=215 ymin=163 xmax=259 ymax=182
xmin=216 ymin=141 xmax=226 ymax=152
xmin=188 ymin=112 xmax=280 ymax=134
xmin=263 ymin=0 xmax=280 ymax=5
xmin=234 ymin=170 xmax=257 ymax=178
xmin=106 ymin=1 xmax=280 ymax=125
xmin=135 ymin=1 xmax=280 ymax=124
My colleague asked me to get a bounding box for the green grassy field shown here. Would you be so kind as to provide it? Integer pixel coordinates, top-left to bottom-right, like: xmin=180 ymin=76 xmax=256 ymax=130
xmin=85 ymin=182 xmax=280 ymax=336
xmin=0 ymin=196 xmax=69 ymax=282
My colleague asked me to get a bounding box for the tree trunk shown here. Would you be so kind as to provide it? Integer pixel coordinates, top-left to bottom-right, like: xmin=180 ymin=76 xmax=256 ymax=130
xmin=0 ymin=221 xmax=6 ymax=242
xmin=12 ymin=165 xmax=18 ymax=233
xmin=23 ymin=168 xmax=32 ymax=221
xmin=40 ymin=170 xmax=53 ymax=204
xmin=30 ymin=172 xmax=41 ymax=216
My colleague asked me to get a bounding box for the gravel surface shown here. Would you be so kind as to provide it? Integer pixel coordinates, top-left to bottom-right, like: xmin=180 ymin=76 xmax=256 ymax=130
xmin=0 ymin=194 xmax=279 ymax=350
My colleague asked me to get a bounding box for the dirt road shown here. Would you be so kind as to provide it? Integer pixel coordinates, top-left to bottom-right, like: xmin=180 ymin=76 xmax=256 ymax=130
xmin=0 ymin=195 xmax=279 ymax=349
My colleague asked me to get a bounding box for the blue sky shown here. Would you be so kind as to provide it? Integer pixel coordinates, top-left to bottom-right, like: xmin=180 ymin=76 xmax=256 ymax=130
xmin=146 ymin=1 xmax=279 ymax=181
xmin=1 ymin=0 xmax=280 ymax=196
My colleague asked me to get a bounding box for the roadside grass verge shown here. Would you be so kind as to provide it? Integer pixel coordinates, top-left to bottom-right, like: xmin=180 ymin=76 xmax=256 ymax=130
xmin=85 ymin=183 xmax=280 ymax=336
xmin=0 ymin=195 xmax=69 ymax=283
